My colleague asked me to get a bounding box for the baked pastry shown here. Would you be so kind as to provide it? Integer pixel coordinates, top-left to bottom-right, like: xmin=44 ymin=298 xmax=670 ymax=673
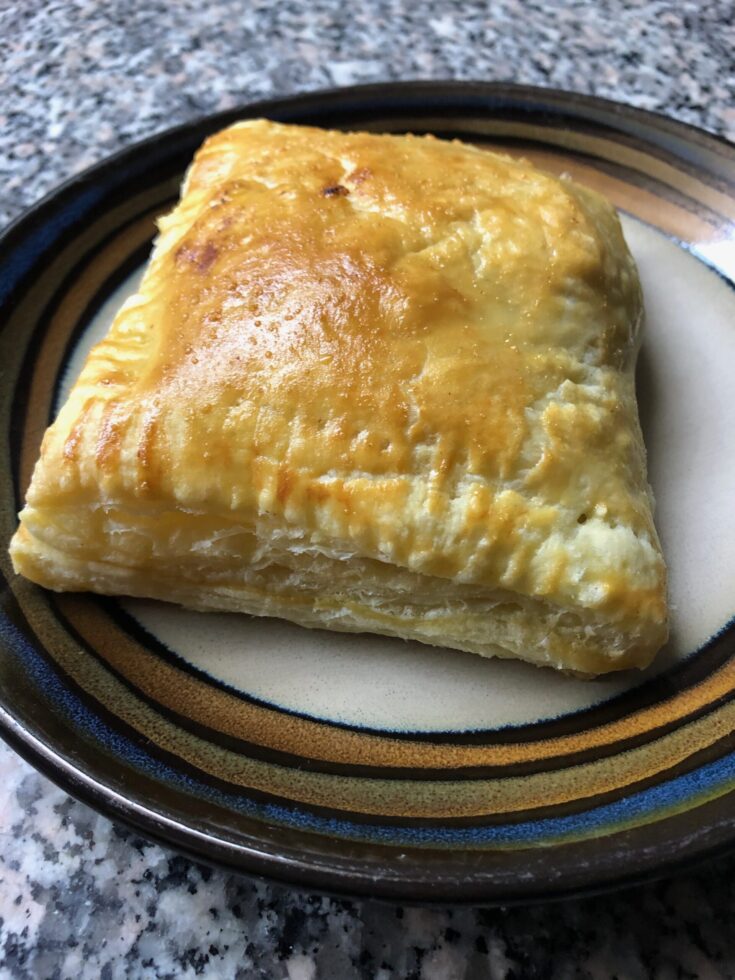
xmin=10 ymin=120 xmax=668 ymax=675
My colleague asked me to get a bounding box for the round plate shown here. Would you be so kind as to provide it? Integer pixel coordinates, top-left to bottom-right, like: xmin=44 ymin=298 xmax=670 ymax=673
xmin=1 ymin=82 xmax=734 ymax=904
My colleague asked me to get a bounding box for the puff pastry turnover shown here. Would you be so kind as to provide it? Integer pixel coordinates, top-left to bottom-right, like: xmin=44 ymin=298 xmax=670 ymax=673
xmin=10 ymin=120 xmax=668 ymax=674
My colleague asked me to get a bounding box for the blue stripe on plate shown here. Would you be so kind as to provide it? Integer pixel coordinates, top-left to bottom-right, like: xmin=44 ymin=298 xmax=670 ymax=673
xmin=3 ymin=610 xmax=733 ymax=848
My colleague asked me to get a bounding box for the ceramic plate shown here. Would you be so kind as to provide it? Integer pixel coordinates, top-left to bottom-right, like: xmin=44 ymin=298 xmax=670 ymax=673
xmin=1 ymin=82 xmax=734 ymax=904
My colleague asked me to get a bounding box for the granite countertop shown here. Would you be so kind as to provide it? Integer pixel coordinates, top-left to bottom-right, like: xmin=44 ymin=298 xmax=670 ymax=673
xmin=2 ymin=1 xmax=735 ymax=977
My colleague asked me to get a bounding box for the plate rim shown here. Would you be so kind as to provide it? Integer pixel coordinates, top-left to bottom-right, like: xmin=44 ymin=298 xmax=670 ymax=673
xmin=4 ymin=698 xmax=735 ymax=907
xmin=2 ymin=79 xmax=735 ymax=904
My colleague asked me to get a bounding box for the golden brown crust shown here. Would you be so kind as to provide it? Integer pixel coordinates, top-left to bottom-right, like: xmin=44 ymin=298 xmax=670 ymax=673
xmin=10 ymin=120 xmax=668 ymax=673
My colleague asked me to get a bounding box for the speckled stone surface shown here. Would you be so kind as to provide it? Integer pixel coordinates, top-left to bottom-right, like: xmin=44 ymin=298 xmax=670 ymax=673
xmin=2 ymin=0 xmax=734 ymax=230
xmin=2 ymin=1 xmax=735 ymax=977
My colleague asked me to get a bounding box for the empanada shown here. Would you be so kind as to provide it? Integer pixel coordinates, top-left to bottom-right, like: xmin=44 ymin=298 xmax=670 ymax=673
xmin=10 ymin=120 xmax=668 ymax=674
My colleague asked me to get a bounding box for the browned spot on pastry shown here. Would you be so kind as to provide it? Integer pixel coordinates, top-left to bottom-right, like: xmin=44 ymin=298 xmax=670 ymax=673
xmin=96 ymin=403 xmax=127 ymax=468
xmin=175 ymin=241 xmax=219 ymax=272
xmin=321 ymin=184 xmax=349 ymax=197
xmin=306 ymin=482 xmax=329 ymax=503
xmin=277 ymin=467 xmax=295 ymax=504
xmin=99 ymin=371 xmax=128 ymax=387
xmin=63 ymin=400 xmax=94 ymax=462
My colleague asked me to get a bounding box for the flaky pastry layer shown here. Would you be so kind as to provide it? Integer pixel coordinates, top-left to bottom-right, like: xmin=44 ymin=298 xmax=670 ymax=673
xmin=10 ymin=120 xmax=668 ymax=674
